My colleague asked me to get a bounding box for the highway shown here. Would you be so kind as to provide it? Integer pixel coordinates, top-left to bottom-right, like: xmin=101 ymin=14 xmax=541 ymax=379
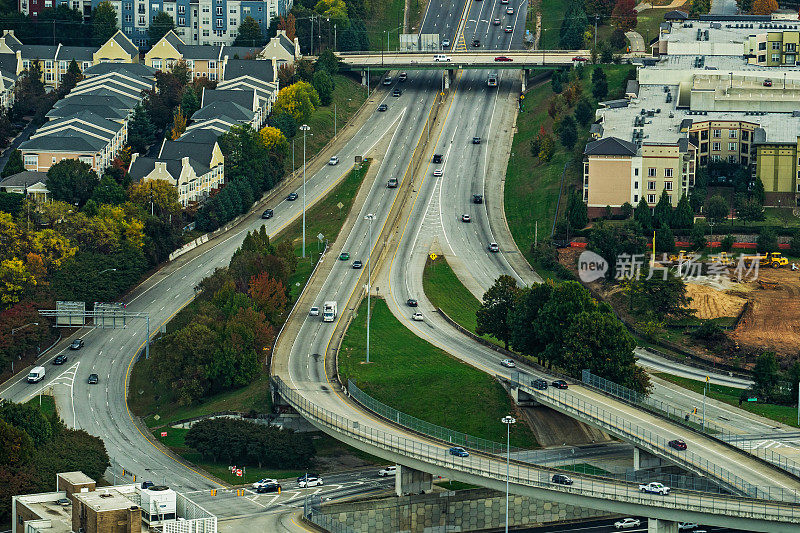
xmin=336 ymin=50 xmax=591 ymax=69
xmin=0 ymin=78 xmax=426 ymax=492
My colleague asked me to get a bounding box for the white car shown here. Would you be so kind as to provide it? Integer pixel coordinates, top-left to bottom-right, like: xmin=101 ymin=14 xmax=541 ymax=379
xmin=500 ymin=359 xmax=516 ymax=368
xmin=298 ymin=476 xmax=323 ymax=488
xmin=412 ymin=312 xmax=424 ymax=321
xmin=378 ymin=466 xmax=397 ymax=477
xmin=434 ymin=54 xmax=451 ymax=62
xmin=252 ymin=478 xmax=278 ymax=489
xmin=433 ymin=168 xmax=443 ymax=177
xmin=328 ymin=156 xmax=339 ymax=165
xmin=614 ymin=518 xmax=641 ymax=529
xmin=309 ymin=306 xmax=320 ymax=316
xmin=678 ymin=524 xmax=699 ymax=531
xmin=639 ymin=481 xmax=670 ymax=495
xmin=441 ymin=39 xmax=451 ymax=48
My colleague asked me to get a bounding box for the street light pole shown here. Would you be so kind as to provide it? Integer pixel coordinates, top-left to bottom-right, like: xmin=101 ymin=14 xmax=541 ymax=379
xmin=501 ymin=416 xmax=516 ymax=533
xmin=703 ymin=375 xmax=708 ymax=431
xmin=364 ymin=213 xmax=375 ymax=364
xmin=334 ymin=103 xmax=337 ymax=137
xmin=10 ymin=322 xmax=39 ymax=373
xmin=300 ymin=124 xmax=311 ymax=258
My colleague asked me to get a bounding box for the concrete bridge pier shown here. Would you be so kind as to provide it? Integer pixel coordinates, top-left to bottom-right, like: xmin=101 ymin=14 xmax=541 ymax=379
xmin=521 ymin=69 xmax=530 ymax=92
xmin=633 ymin=447 xmax=664 ymax=470
xmin=648 ymin=518 xmax=679 ymax=533
xmin=509 ymin=385 xmax=541 ymax=407
xmin=441 ymin=69 xmax=455 ymax=90
xmin=395 ymin=465 xmax=433 ymax=497
xmin=361 ymin=69 xmax=367 ymax=86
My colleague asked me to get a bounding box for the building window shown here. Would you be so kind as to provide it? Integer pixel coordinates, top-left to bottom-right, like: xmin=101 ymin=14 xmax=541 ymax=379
xmin=24 ymin=155 xmax=37 ymax=166
xmin=647 ymin=180 xmax=656 ymax=190
xmin=772 ymin=41 xmax=781 ymax=50
xmin=152 ymin=59 xmax=161 ymax=69
xmin=728 ymin=155 xmax=737 ymax=163
xmin=139 ymin=15 xmax=146 ymax=24
xmin=788 ymin=43 xmax=797 ymax=52
xmin=124 ymin=1 xmax=131 ymax=8
xmin=712 ymin=129 xmax=721 ymax=138
xmin=178 ymin=4 xmax=184 ymax=12
xmin=728 ymin=129 xmax=736 ymax=139
xmin=647 ymin=194 xmax=656 ymax=204
xmin=203 ymin=29 xmax=209 ymax=36
xmin=772 ymin=54 xmax=781 ymax=62
xmin=125 ymin=14 xmax=132 ymax=21
xmin=741 ymin=130 xmax=749 ymax=141
xmin=758 ymin=54 xmax=766 ymax=62
xmin=216 ymin=6 xmax=222 ymax=14
xmin=45 ymin=72 xmax=52 ymax=81
xmin=178 ymin=16 xmax=185 ymax=24
xmin=208 ymin=60 xmax=215 ymax=68
xmin=82 ymin=61 xmax=90 ymax=69
xmin=634 ymin=181 xmax=638 ymax=189
xmin=647 ymin=168 xmax=656 ymax=177
xmin=59 ymin=60 xmax=66 ymax=70
xmin=230 ymin=18 xmax=236 ymax=25
xmin=634 ymin=168 xmax=639 ymax=176
xmin=633 ymin=194 xmax=638 ymax=203
xmin=664 ymin=168 xmax=673 ymax=178
xmin=759 ymin=41 xmax=766 ymax=50
xmin=700 ymin=130 xmax=708 ymax=140
xmin=45 ymin=60 xmax=52 ymax=69
xmin=664 ymin=181 xmax=673 ymax=190
xmin=229 ymin=6 xmax=236 ymax=13
xmin=728 ymin=142 xmax=737 ymax=151
xmin=216 ymin=18 xmax=222 ymax=27
xmin=202 ymin=5 xmax=209 ymax=11
xmin=712 ymin=142 xmax=721 ymax=151
xmin=151 ymin=3 xmax=158 ymax=11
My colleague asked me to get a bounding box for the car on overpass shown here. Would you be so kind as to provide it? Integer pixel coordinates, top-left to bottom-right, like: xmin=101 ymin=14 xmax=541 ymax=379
xmin=552 ymin=379 xmax=568 ymax=389
xmin=532 ymin=379 xmax=548 ymax=390
xmin=399 ymin=72 xmax=407 ymax=81
xmin=500 ymin=359 xmax=515 ymax=368
xmin=614 ymin=518 xmax=641 ymax=529
xmin=494 ymin=56 xmax=513 ymax=62
xmin=639 ymin=482 xmax=670 ymax=495
xmin=434 ymin=54 xmax=451 ymax=62
xmin=669 ymin=439 xmax=687 ymax=451
xmin=573 ymin=56 xmax=589 ymax=62
xmin=551 ymin=474 xmax=573 ymax=485
xmin=449 ymin=447 xmax=469 ymax=457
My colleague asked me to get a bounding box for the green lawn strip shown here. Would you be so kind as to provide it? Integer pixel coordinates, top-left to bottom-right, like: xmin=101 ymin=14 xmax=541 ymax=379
xmin=26 ymin=394 xmax=56 ymax=419
xmin=286 ymin=75 xmax=368 ymax=174
xmin=433 ymin=480 xmax=481 ymax=491
xmin=636 ymin=8 xmax=672 ymax=46
xmin=339 ymin=298 xmax=538 ymax=448
xmin=364 ymin=0 xmax=418 ymax=51
xmin=505 ymin=65 xmax=634 ymax=268
xmin=654 ymin=373 xmax=800 ymax=429
xmin=539 ymin=0 xmax=566 ymax=49
xmin=558 ymin=463 xmax=610 ymax=476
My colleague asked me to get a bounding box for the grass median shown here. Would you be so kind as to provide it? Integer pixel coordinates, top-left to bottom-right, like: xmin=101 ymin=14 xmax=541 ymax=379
xmin=339 ymin=298 xmax=538 ymax=447
xmin=655 ymin=373 xmax=799 ymax=428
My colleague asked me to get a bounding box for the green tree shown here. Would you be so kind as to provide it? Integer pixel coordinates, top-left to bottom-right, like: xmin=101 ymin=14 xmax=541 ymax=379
xmin=634 ymin=197 xmax=652 ymax=231
xmin=476 ymin=275 xmax=520 ymax=350
xmin=757 ymin=227 xmax=778 ymax=254
xmin=574 ymin=98 xmax=593 ymax=125
xmin=751 ymin=351 xmax=780 ymax=400
xmin=0 ymin=417 xmax=34 ymax=466
xmin=652 ymin=189 xmax=672 ymax=228
xmin=1 ymin=150 xmax=23 ymax=178
xmin=629 ymin=268 xmax=692 ymax=320
xmin=46 ymin=160 xmax=99 ymax=206
xmin=566 ymin=188 xmax=588 ymax=229
xmin=180 ymin=87 xmax=200 ymax=118
xmin=312 ymin=69 xmax=334 ymax=106
xmin=315 ymin=48 xmax=340 ymax=75
xmin=508 ymin=283 xmax=554 ymax=362
xmin=655 ymin=222 xmax=675 ymax=254
xmin=127 ymin=104 xmax=156 ymax=154
xmin=90 ymin=175 xmax=125 ymax=205
xmin=560 ymin=0 xmax=588 ymax=49
xmin=704 ymin=194 xmax=729 ymax=230
xmin=0 ymin=401 xmax=53 ymax=446
xmin=621 ymin=201 xmax=633 ymax=219
xmin=737 ymin=198 xmax=764 ymax=224
xmin=234 ymin=15 xmax=264 ymax=46
xmin=588 ymin=219 xmax=648 ymax=278
xmin=13 ymin=62 xmax=45 ymax=118
xmin=690 ymin=222 xmax=707 ymax=250
xmin=672 ymin=194 xmax=694 ymax=229
xmin=58 ymin=59 xmax=83 ymax=96
xmin=558 ymin=115 xmax=578 ymax=149
xmin=148 ymin=11 xmax=175 ymax=45
xmin=91 ymin=1 xmax=118 ymax=45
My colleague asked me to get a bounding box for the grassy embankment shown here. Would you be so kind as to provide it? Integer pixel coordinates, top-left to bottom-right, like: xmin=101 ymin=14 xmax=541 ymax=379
xmin=655 ymin=373 xmax=800 ymax=429
xmin=365 ymin=0 xmax=422 ymax=51
xmin=504 ymin=65 xmax=635 ymax=278
xmin=339 ymin=298 xmax=538 ymax=447
xmin=26 ymin=394 xmax=56 ymax=419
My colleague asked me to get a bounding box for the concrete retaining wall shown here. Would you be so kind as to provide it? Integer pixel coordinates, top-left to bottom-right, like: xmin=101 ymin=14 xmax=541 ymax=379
xmin=319 ymin=488 xmax=609 ymax=532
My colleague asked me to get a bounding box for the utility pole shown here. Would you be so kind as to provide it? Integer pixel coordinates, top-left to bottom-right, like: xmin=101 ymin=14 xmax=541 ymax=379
xmin=501 ymin=416 xmax=516 ymax=533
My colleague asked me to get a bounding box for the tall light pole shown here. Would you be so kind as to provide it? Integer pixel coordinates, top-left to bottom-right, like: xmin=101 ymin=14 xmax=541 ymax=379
xmin=703 ymin=375 xmax=708 ymax=431
xmin=364 ymin=213 xmax=375 ymax=364
xmin=501 ymin=416 xmax=516 ymax=533
xmin=10 ymin=322 xmax=39 ymax=373
xmin=300 ymin=124 xmax=310 ymax=258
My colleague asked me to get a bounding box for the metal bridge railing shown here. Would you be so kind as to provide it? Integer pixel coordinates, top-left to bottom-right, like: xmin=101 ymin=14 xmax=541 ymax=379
xmin=272 ymin=376 xmax=800 ymax=524
xmin=582 ymin=370 xmax=800 ymax=478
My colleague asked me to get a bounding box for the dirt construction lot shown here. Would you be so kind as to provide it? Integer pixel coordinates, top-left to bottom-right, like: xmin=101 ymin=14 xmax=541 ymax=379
xmin=730 ymin=268 xmax=800 ymax=356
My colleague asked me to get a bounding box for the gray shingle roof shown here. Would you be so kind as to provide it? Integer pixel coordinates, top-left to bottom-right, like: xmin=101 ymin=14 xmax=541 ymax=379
xmin=222 ymin=59 xmax=274 ymax=83
xmin=191 ymin=101 xmax=254 ymax=122
xmin=82 ymin=62 xmax=155 ymax=79
xmin=46 ymin=103 xmax=129 ymax=121
xmin=56 ymin=46 xmax=98 ymax=62
xmin=111 ymin=31 xmax=140 ymax=57
xmin=0 ymin=54 xmax=18 ymax=80
xmin=2 ymin=32 xmax=22 ymax=52
xmin=584 ymin=137 xmax=637 ymax=156
xmin=128 ymin=156 xmax=210 ymax=183
xmin=39 ymin=110 xmax=122 ymax=134
xmin=54 ymin=94 xmax=135 ymax=111
xmin=278 ymin=34 xmax=294 ymax=55
xmin=178 ymin=129 xmax=220 ymax=144
xmin=20 ymin=45 xmax=58 ymax=60
xmin=201 ymin=88 xmax=255 ymax=109
xmin=222 ymin=46 xmax=261 ymax=59
xmin=180 ymin=45 xmax=221 ymax=60
xmin=163 ymin=31 xmax=184 ymax=52
xmin=20 ymin=134 xmax=107 ymax=153
xmin=159 ymin=139 xmax=216 ymax=167
xmin=0 ymin=170 xmax=47 ymax=189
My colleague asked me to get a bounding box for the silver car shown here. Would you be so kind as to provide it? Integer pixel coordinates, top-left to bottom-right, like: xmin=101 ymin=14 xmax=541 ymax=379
xmin=309 ymin=306 xmax=320 ymax=316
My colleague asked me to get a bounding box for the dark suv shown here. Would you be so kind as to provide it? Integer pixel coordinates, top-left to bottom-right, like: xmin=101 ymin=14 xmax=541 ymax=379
xmin=532 ymin=379 xmax=548 ymax=390
xmin=552 ymin=474 xmax=573 ymax=485
xmin=432 ymin=154 xmax=443 ymax=164
xmin=472 ymin=194 xmax=483 ymax=204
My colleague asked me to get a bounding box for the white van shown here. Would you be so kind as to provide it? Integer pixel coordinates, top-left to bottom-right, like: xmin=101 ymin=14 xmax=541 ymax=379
xmin=27 ymin=366 xmax=45 ymax=383
xmin=433 ymin=54 xmax=451 ymax=62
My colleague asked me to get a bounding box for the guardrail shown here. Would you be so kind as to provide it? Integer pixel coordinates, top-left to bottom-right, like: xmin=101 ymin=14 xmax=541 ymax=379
xmin=508 ymin=375 xmax=800 ymax=503
xmin=582 ymin=370 xmax=800 ymax=478
xmin=273 ymin=376 xmax=800 ymax=525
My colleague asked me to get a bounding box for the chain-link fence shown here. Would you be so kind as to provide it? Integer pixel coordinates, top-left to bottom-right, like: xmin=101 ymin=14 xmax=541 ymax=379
xmin=273 ymin=376 xmax=800 ymax=526
xmin=582 ymin=370 xmax=800 ymax=478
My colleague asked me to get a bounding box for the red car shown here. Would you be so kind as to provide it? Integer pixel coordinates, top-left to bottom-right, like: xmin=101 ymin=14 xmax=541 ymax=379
xmin=572 ymin=56 xmax=589 ymax=62
xmin=494 ymin=56 xmax=513 ymax=62
xmin=669 ymin=439 xmax=687 ymax=451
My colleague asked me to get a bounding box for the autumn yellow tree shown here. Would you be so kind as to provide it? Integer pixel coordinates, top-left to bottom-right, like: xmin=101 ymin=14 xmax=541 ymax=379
xmin=26 ymin=229 xmax=77 ymax=271
xmin=127 ymin=179 xmax=182 ymax=217
xmin=171 ymin=108 xmax=187 ymax=140
xmin=0 ymin=258 xmax=36 ymax=308
xmin=259 ymin=126 xmax=289 ymax=157
xmin=272 ymin=81 xmax=321 ymax=124
xmin=751 ymin=0 xmax=777 ymax=13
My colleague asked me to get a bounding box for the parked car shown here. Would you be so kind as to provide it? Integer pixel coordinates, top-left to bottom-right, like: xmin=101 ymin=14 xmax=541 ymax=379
xmin=328 ymin=156 xmax=339 ymax=165
xmin=461 ymin=214 xmax=471 ymax=222
xmin=432 ymin=154 xmax=443 ymax=163
xmin=532 ymin=379 xmax=548 ymax=390
xmin=399 ymin=72 xmax=407 ymax=82
xmin=412 ymin=312 xmax=424 ymax=321
xmin=472 ymin=194 xmax=483 ymax=204
xmin=551 ymin=474 xmax=573 ymax=485
xmin=287 ymin=192 xmax=298 ymax=201
xmin=256 ymin=483 xmax=281 ymax=493
xmin=639 ymin=482 xmax=670 ymax=495
xmin=298 ymin=476 xmax=323 ymax=488
xmin=87 ymin=373 xmax=99 ymax=384
xmin=614 ymin=518 xmax=641 ymax=529
xmin=309 ymin=306 xmax=320 ymax=316
xmin=69 ymin=339 xmax=84 ymax=350
xmin=433 ymin=168 xmax=443 ymax=177
xmin=449 ymin=447 xmax=469 ymax=457
xmin=488 ymin=242 xmax=500 ymax=252
xmin=551 ymin=380 xmax=568 ymax=389
xmin=406 ymin=298 xmax=418 ymax=307
xmin=378 ymin=466 xmax=397 ymax=477
xmin=392 ymin=88 xmax=402 ymax=97
xmin=387 ymin=178 xmax=399 ymax=188
xmin=377 ymin=103 xmax=388 ymax=112
xmin=500 ymin=359 xmax=515 ymax=368
xmin=261 ymin=209 xmax=273 ymax=219
xmin=53 ymin=354 xmax=68 ymax=365
xmin=669 ymin=439 xmax=687 ymax=451
xmin=252 ymin=478 xmax=278 ymax=490
xmin=339 ymin=252 xmax=350 ymax=261
xmin=494 ymin=56 xmax=513 ymax=62
xmin=352 ymin=260 xmax=363 ymax=269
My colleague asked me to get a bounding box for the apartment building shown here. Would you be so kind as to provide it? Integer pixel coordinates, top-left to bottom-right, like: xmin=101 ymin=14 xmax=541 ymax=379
xmin=688 ymin=120 xmax=758 ymax=166
xmin=746 ymin=29 xmax=800 ymax=67
xmin=19 ymin=62 xmax=155 ymax=173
